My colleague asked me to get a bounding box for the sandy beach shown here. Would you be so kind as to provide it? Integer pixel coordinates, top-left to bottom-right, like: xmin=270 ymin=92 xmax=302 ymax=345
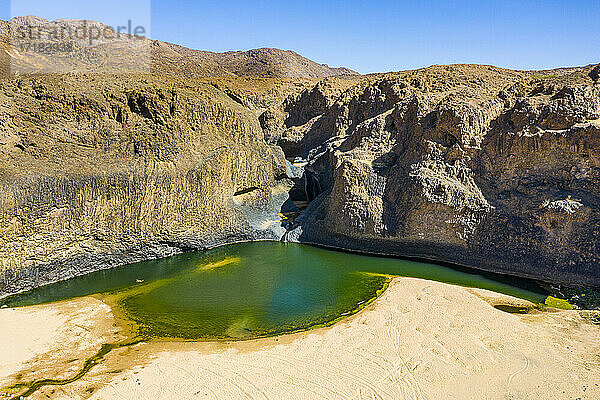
xmin=1 ymin=277 xmax=599 ymax=400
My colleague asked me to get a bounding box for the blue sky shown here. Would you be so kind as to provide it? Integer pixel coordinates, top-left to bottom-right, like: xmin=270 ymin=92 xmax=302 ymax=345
xmin=2 ymin=0 xmax=599 ymax=73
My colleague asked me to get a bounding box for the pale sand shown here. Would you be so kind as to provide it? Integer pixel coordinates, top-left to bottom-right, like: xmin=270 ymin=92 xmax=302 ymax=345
xmin=2 ymin=278 xmax=600 ymax=400
xmin=0 ymin=297 xmax=121 ymax=390
xmin=0 ymin=303 xmax=64 ymax=382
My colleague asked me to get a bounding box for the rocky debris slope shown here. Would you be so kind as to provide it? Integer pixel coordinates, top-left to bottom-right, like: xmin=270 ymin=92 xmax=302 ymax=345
xmin=0 ymin=16 xmax=358 ymax=78
xmin=276 ymin=64 xmax=600 ymax=286
xmin=0 ymin=73 xmax=299 ymax=295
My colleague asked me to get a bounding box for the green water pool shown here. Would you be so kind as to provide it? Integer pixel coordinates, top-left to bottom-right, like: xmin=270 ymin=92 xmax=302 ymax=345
xmin=2 ymin=242 xmax=550 ymax=340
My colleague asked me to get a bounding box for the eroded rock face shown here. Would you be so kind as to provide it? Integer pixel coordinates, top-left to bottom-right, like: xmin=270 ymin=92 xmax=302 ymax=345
xmin=0 ymin=73 xmax=293 ymax=295
xmin=2 ymin=63 xmax=599 ymax=296
xmin=282 ymin=65 xmax=600 ymax=286
xmin=589 ymin=64 xmax=600 ymax=83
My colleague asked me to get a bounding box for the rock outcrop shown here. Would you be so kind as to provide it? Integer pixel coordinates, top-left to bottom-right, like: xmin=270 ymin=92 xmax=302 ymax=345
xmin=281 ymin=65 xmax=600 ymax=286
xmin=0 ymin=73 xmax=299 ymax=295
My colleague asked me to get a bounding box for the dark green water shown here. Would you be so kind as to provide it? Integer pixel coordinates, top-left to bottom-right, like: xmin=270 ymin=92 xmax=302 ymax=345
xmin=2 ymin=242 xmax=550 ymax=340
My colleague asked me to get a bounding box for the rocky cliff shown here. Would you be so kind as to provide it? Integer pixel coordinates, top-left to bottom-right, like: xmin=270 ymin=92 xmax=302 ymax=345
xmin=0 ymin=73 xmax=311 ymax=295
xmin=278 ymin=65 xmax=600 ymax=286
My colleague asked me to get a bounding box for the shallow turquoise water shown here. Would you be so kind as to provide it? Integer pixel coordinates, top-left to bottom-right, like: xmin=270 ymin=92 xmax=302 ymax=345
xmin=2 ymin=242 xmax=549 ymax=340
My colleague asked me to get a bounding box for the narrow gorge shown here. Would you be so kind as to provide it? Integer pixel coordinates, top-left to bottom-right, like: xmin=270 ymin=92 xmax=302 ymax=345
xmin=2 ymin=63 xmax=600 ymax=299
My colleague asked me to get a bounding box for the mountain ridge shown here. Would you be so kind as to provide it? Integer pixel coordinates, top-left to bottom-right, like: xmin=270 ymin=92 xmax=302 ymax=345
xmin=0 ymin=16 xmax=358 ymax=78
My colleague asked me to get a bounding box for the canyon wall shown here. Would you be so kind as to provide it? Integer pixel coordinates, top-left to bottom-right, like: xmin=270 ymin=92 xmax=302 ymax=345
xmin=0 ymin=73 xmax=299 ymax=295
xmin=279 ymin=65 xmax=600 ymax=286
xmin=1 ymin=63 xmax=600 ymax=297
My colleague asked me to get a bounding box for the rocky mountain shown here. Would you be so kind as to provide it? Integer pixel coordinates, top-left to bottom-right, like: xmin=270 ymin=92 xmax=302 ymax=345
xmin=0 ymin=16 xmax=358 ymax=78
xmin=0 ymin=16 xmax=599 ymax=297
